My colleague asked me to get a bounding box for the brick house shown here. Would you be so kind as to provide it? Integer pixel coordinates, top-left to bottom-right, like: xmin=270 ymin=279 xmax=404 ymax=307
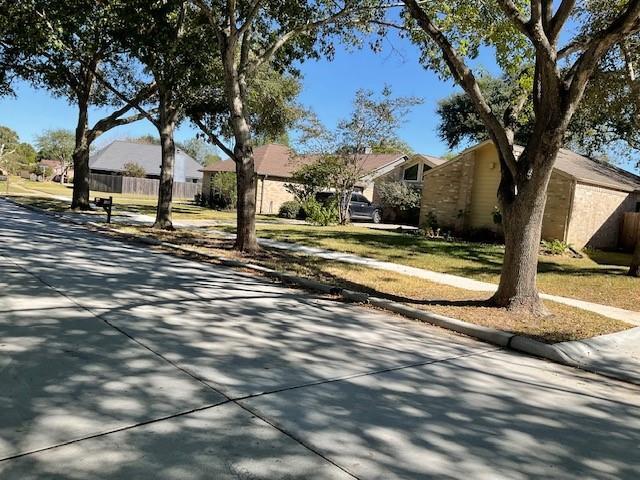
xmin=420 ymin=140 xmax=640 ymax=249
xmin=37 ymin=159 xmax=73 ymax=182
xmin=201 ymin=144 xmax=418 ymax=215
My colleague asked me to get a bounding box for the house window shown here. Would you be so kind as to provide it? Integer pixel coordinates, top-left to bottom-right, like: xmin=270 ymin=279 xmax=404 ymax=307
xmin=636 ymin=201 xmax=640 ymax=213
xmin=403 ymin=164 xmax=419 ymax=181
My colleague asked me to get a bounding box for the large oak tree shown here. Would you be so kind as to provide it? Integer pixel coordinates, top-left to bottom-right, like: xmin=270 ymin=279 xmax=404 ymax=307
xmin=0 ymin=0 xmax=154 ymax=210
xmin=399 ymin=0 xmax=640 ymax=314
xmin=192 ymin=0 xmax=382 ymax=252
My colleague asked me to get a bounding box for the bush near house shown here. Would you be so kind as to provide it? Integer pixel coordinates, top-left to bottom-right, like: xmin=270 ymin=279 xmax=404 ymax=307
xmin=279 ymin=200 xmax=302 ymax=219
xmin=377 ymin=180 xmax=422 ymax=225
xmin=199 ymin=172 xmax=238 ymax=210
xmin=301 ymin=197 xmax=338 ymax=226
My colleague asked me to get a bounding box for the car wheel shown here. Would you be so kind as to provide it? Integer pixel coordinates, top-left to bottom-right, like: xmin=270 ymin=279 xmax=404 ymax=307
xmin=372 ymin=210 xmax=382 ymax=224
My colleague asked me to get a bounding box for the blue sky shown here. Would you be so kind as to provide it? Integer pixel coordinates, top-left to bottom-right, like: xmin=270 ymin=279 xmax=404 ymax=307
xmin=0 ymin=32 xmax=470 ymax=157
xmin=2 ymin=29 xmax=636 ymax=174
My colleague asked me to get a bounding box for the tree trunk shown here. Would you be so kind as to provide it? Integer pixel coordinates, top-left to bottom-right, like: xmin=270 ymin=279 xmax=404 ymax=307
xmin=154 ymin=123 xmax=176 ymax=229
xmin=222 ymin=44 xmax=259 ymax=253
xmin=153 ymin=92 xmax=176 ymax=230
xmin=338 ymin=188 xmax=352 ymax=225
xmin=72 ymin=90 xmax=91 ymax=209
xmin=235 ymin=148 xmax=259 ymax=252
xmin=71 ymin=144 xmax=91 ymax=210
xmin=629 ymin=240 xmax=640 ymax=277
xmin=490 ymin=151 xmax=556 ymax=315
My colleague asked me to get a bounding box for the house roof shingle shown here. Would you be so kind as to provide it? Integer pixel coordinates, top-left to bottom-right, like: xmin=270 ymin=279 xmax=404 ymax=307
xmin=552 ymin=148 xmax=640 ymax=192
xmin=89 ymin=141 xmax=203 ymax=182
xmin=201 ymin=143 xmax=412 ymax=179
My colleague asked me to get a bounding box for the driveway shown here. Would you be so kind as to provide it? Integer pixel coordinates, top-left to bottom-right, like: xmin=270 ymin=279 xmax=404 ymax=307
xmin=1 ymin=198 xmax=639 ymax=479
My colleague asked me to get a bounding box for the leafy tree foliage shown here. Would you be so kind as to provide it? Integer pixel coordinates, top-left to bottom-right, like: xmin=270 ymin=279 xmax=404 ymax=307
xmin=376 ymin=180 xmax=421 ymax=210
xmin=176 ymin=136 xmax=219 ymax=166
xmin=35 ymin=129 xmax=75 ymax=182
xmin=296 ymin=87 xmax=421 ymax=224
xmin=0 ymin=126 xmax=37 ymax=173
xmin=437 ymin=72 xmax=639 ymax=170
xmin=208 ymin=172 xmax=237 ymax=210
xmin=437 ymin=76 xmax=534 ymax=149
xmin=0 ymin=0 xmax=154 ymax=209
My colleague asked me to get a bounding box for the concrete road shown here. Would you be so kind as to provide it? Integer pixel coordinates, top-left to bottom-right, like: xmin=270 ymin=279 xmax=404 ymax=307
xmin=1 ymin=199 xmax=639 ymax=479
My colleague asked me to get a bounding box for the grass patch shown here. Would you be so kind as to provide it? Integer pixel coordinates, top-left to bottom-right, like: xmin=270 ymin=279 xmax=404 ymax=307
xmin=224 ymin=223 xmax=638 ymax=311
xmin=3 ymin=176 xmax=288 ymax=223
xmin=110 ymin=225 xmax=632 ymax=344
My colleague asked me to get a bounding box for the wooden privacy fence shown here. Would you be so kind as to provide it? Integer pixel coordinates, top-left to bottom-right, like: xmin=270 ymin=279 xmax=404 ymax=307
xmin=621 ymin=212 xmax=640 ymax=250
xmin=90 ymin=173 xmax=201 ymax=199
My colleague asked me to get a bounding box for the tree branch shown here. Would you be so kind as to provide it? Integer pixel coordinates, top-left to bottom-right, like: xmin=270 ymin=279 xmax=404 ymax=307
xmin=192 ymin=116 xmax=235 ymax=159
xmin=251 ymin=0 xmax=358 ymax=72
xmin=549 ymin=0 xmax=575 ymax=42
xmin=237 ymin=0 xmax=263 ymax=36
xmin=402 ymin=0 xmax=518 ymax=179
xmin=496 ymin=0 xmax=555 ymax=62
xmin=565 ymin=0 xmax=640 ymax=116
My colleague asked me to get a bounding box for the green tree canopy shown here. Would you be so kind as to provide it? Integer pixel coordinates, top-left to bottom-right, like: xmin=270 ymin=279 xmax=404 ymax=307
xmin=35 ymin=129 xmax=74 ymax=163
xmin=0 ymin=126 xmax=38 ymax=173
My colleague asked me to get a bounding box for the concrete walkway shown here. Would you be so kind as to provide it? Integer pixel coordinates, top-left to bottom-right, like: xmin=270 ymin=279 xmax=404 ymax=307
xmin=207 ymin=230 xmax=640 ymax=325
xmin=2 ymin=198 xmax=640 ymax=479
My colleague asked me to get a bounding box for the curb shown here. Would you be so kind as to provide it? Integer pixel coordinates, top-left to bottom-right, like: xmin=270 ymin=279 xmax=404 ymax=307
xmin=3 ymin=196 xmax=638 ymax=386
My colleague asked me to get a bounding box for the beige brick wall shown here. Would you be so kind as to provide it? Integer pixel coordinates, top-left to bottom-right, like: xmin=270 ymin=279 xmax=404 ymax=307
xmin=469 ymin=145 xmax=501 ymax=229
xmin=419 ymin=153 xmax=475 ymax=231
xmin=257 ymin=177 xmax=296 ymax=215
xmin=541 ymin=173 xmax=573 ymax=242
xmin=566 ymin=183 xmax=636 ymax=249
xmin=420 ymin=143 xmax=576 ymax=240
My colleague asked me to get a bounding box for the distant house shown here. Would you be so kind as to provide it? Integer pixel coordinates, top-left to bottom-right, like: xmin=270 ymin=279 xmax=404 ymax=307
xmin=371 ymin=153 xmax=444 ymax=201
xmin=89 ymin=141 xmax=203 ymax=183
xmin=37 ymin=159 xmax=72 ymax=182
xmin=420 ymin=140 xmax=640 ymax=249
xmin=201 ymin=143 xmax=424 ymax=215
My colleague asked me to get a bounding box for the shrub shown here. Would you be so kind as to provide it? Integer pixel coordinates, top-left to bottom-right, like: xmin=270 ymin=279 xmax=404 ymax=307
xmin=279 ymin=200 xmax=302 ymax=219
xmin=377 ymin=180 xmax=421 ymax=210
xmin=209 ymin=172 xmax=237 ymax=210
xmin=423 ymin=211 xmax=438 ymax=229
xmin=541 ymin=239 xmax=572 ymax=256
xmin=301 ymin=197 xmax=338 ymax=226
xmin=122 ymin=162 xmax=147 ymax=178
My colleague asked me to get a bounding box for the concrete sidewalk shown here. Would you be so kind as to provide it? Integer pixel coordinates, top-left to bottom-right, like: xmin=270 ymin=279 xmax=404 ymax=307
xmin=2 ymin=198 xmax=640 ymax=479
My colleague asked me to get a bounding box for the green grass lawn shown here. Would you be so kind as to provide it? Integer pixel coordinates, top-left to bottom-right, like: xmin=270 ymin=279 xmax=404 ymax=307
xmin=3 ymin=177 xmax=288 ymax=223
xmin=223 ymin=223 xmax=638 ymax=311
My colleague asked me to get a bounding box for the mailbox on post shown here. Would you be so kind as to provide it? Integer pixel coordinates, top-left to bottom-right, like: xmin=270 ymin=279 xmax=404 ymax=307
xmin=94 ymin=196 xmax=113 ymax=223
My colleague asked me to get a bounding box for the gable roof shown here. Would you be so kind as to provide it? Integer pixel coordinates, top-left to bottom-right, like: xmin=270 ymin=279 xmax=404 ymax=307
xmin=415 ymin=154 xmax=445 ymax=169
xmin=551 ymin=148 xmax=640 ymax=192
xmin=201 ymin=143 xmax=409 ymax=180
xmin=428 ymin=140 xmax=640 ymax=192
xmin=89 ymin=141 xmax=203 ymax=182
